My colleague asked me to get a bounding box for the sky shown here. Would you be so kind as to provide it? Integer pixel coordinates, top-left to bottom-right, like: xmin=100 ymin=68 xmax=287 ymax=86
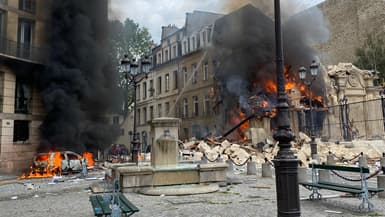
xmin=109 ymin=0 xmax=325 ymax=43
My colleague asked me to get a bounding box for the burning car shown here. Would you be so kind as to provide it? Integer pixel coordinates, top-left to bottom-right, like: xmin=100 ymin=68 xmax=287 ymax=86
xmin=33 ymin=151 xmax=84 ymax=172
xmin=20 ymin=151 xmax=94 ymax=178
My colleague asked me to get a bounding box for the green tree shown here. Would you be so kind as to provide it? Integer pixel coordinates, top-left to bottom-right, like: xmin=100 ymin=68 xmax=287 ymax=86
xmin=354 ymin=34 xmax=385 ymax=83
xmin=109 ymin=18 xmax=153 ymax=116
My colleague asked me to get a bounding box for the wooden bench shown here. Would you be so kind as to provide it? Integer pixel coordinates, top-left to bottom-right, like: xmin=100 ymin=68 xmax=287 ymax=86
xmin=299 ymin=163 xmax=384 ymax=211
xmin=90 ymin=179 xmax=139 ymax=216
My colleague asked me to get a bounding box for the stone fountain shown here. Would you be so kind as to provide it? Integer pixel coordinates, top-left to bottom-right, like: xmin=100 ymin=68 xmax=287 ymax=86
xmin=112 ymin=117 xmax=227 ymax=194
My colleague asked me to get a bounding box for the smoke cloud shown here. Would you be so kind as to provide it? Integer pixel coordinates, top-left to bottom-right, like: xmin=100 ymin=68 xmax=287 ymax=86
xmin=37 ymin=0 xmax=121 ymax=152
xmin=211 ymin=2 xmax=329 ymax=133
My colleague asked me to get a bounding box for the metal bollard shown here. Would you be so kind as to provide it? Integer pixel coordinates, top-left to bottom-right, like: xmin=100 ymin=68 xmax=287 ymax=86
xmin=247 ymin=158 xmax=257 ymax=175
xmin=217 ymin=154 xmax=224 ymax=163
xmin=359 ymin=152 xmax=368 ymax=168
xmin=326 ymin=151 xmax=336 ymax=165
xmin=226 ymin=159 xmax=234 ymax=172
xmin=262 ymin=158 xmax=273 ymax=178
xmin=312 ymin=154 xmax=320 ymax=164
xmin=378 ymin=175 xmax=385 ymax=198
xmin=380 ymin=153 xmax=385 ymax=173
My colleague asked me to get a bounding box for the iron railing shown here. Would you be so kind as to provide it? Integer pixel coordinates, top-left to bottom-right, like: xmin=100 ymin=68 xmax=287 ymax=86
xmin=0 ymin=37 xmax=47 ymax=63
xmin=296 ymin=97 xmax=385 ymax=141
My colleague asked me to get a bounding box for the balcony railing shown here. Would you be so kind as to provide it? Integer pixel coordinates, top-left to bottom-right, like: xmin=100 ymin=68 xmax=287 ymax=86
xmin=0 ymin=37 xmax=47 ymax=63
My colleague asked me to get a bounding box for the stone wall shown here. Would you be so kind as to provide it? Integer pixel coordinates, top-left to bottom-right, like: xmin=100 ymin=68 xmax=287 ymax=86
xmin=316 ymin=0 xmax=385 ymax=65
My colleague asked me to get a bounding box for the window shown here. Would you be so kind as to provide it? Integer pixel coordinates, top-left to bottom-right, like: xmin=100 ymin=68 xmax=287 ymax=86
xmin=157 ymin=104 xmax=162 ymax=117
xmin=204 ymin=95 xmax=210 ymax=116
xmin=143 ymin=82 xmax=147 ymax=99
xmin=183 ymin=40 xmax=187 ymax=55
xmin=202 ymin=31 xmax=207 ymax=46
xmin=157 ymin=77 xmax=162 ymax=94
xmin=172 ymin=45 xmax=177 ymax=58
xmin=173 ymin=70 xmax=178 ymax=89
xmin=207 ymin=28 xmax=212 ymax=43
xmin=120 ymin=128 xmax=124 ymax=136
xmin=112 ymin=116 xmax=119 ymax=125
xmin=183 ymin=67 xmax=188 ymax=85
xmin=203 ymin=62 xmax=209 ymax=81
xmin=183 ymin=128 xmax=189 ymax=139
xmin=18 ymin=19 xmax=34 ymax=59
xmin=15 ymin=78 xmax=32 ymax=114
xmin=143 ymin=107 xmax=147 ymax=123
xmin=0 ymin=72 xmax=3 ymax=111
xmin=0 ymin=10 xmax=6 ymax=38
xmin=165 ymin=74 xmax=170 ymax=92
xmin=192 ymin=64 xmax=197 ymax=84
xmin=19 ymin=0 xmax=35 ymax=13
xmin=164 ymin=50 xmax=168 ymax=62
xmin=149 ymin=80 xmax=154 ymax=97
xmin=193 ymin=96 xmax=199 ymax=117
xmin=192 ymin=36 xmax=196 ymax=51
xmin=183 ymin=98 xmax=188 ymax=118
xmin=157 ymin=53 xmax=162 ymax=64
xmin=0 ymin=0 xmax=8 ymax=5
xmin=165 ymin=102 xmax=170 ymax=116
xmin=13 ymin=120 xmax=29 ymax=142
xmin=137 ymin=84 xmax=140 ymax=100
xmin=149 ymin=106 xmax=154 ymax=120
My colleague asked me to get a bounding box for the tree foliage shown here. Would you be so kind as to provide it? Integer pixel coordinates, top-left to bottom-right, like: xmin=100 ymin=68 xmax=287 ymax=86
xmin=108 ymin=18 xmax=153 ymax=115
xmin=354 ymin=34 xmax=385 ymax=82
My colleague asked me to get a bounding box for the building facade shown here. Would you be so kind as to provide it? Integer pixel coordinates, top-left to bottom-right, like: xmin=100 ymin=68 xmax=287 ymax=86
xmin=132 ymin=11 xmax=222 ymax=147
xmin=0 ymin=0 xmax=49 ymax=173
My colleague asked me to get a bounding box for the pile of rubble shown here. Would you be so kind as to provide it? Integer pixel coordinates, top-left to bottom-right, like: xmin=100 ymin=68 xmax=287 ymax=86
xmin=180 ymin=132 xmax=384 ymax=166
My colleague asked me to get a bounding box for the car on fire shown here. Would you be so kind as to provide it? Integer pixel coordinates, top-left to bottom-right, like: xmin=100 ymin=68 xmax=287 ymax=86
xmin=33 ymin=151 xmax=84 ymax=173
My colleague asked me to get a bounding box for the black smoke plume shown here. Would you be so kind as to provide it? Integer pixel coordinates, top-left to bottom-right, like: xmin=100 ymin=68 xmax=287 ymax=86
xmin=211 ymin=4 xmax=329 ymax=133
xmin=37 ymin=0 xmax=120 ymax=152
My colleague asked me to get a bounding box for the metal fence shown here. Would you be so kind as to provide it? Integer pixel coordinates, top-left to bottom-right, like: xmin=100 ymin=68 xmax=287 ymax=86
xmin=0 ymin=37 xmax=47 ymax=63
xmin=295 ymin=97 xmax=385 ymax=142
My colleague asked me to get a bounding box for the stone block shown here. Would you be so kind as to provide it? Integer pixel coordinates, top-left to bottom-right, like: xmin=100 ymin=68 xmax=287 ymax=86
xmin=199 ymin=162 xmax=227 ymax=183
xmin=152 ymin=169 xmax=199 ymax=186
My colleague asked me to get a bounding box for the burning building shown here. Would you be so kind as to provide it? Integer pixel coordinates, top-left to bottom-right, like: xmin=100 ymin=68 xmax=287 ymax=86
xmin=127 ymin=1 xmax=385 ymax=151
xmin=0 ymin=0 xmax=120 ymax=173
xmin=211 ymin=4 xmax=328 ymax=140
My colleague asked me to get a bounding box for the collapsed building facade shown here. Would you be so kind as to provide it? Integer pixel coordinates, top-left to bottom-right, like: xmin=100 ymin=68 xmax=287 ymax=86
xmin=133 ymin=1 xmax=385 ymax=151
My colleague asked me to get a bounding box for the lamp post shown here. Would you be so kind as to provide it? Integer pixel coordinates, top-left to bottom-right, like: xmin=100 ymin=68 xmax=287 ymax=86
xmin=298 ymin=60 xmax=319 ymax=158
xmin=120 ymin=54 xmax=151 ymax=165
xmin=273 ymin=0 xmax=300 ymax=216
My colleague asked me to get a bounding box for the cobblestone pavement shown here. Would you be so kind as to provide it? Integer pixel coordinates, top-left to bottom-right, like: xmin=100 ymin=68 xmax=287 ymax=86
xmin=0 ymin=169 xmax=384 ymax=217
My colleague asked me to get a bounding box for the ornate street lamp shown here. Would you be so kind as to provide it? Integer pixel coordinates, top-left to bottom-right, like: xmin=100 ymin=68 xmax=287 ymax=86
xmin=273 ymin=0 xmax=301 ymax=216
xmin=120 ymin=54 xmax=151 ymax=165
xmin=298 ymin=60 xmax=319 ymax=158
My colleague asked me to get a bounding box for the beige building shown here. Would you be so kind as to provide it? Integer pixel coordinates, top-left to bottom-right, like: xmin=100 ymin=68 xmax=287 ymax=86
xmin=0 ymin=0 xmax=50 ymax=173
xmin=130 ymin=11 xmax=222 ymax=147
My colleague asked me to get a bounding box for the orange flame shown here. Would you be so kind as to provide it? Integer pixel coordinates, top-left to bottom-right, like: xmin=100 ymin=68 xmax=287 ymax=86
xmin=19 ymin=151 xmax=63 ymax=179
xmin=82 ymin=152 xmax=95 ymax=167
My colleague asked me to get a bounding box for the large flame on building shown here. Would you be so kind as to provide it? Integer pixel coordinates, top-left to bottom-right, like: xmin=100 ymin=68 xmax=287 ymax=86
xmin=227 ymin=65 xmax=324 ymax=141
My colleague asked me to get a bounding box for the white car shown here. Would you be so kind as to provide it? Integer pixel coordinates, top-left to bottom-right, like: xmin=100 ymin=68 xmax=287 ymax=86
xmin=33 ymin=151 xmax=84 ymax=173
